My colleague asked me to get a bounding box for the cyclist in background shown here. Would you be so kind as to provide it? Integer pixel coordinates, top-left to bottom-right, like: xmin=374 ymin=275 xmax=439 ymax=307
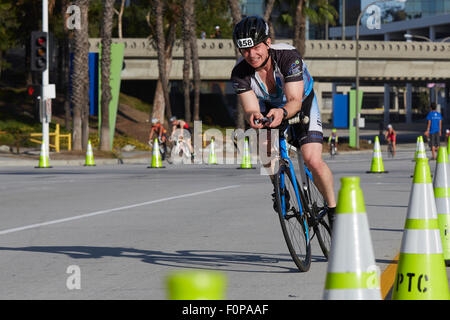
xmin=170 ymin=116 xmax=194 ymax=158
xmin=384 ymin=124 xmax=397 ymax=157
xmin=328 ymin=128 xmax=338 ymax=155
xmin=148 ymin=118 xmax=168 ymax=159
xmin=230 ymin=15 xmax=336 ymax=228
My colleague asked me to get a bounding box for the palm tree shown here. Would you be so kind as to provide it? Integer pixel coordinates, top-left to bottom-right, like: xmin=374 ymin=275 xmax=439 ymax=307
xmin=154 ymin=0 xmax=172 ymax=123
xmin=182 ymin=0 xmax=192 ymax=123
xmin=113 ymin=0 xmax=126 ymax=39
xmin=71 ymin=0 xmax=90 ymax=151
xmin=189 ymin=1 xmax=200 ymax=122
xmin=146 ymin=0 xmax=180 ymax=123
xmin=277 ymin=0 xmax=338 ymax=56
xmin=99 ymin=0 xmax=115 ymax=151
xmin=227 ymin=0 xmax=245 ymax=129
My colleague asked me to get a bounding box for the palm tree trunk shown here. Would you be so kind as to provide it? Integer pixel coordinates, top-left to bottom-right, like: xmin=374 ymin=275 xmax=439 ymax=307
xmin=182 ymin=0 xmax=192 ymax=123
xmin=189 ymin=1 xmax=200 ymax=122
xmin=228 ymin=0 xmax=245 ymax=129
xmin=71 ymin=0 xmax=90 ymax=151
xmin=114 ymin=0 xmax=126 ymax=39
xmin=293 ymin=0 xmax=306 ymax=57
xmin=264 ymin=0 xmax=276 ymax=42
xmin=154 ymin=0 xmax=172 ymax=123
xmin=99 ymin=0 xmax=115 ymax=151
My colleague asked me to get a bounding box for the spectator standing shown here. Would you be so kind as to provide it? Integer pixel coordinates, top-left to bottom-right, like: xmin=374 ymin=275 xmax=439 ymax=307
xmin=214 ymin=25 xmax=222 ymax=38
xmin=424 ymin=102 xmax=442 ymax=160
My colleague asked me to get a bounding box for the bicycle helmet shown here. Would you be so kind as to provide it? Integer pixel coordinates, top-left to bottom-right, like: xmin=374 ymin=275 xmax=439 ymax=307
xmin=169 ymin=116 xmax=177 ymax=122
xmin=233 ymin=15 xmax=269 ymax=49
xmin=151 ymin=117 xmax=159 ymax=124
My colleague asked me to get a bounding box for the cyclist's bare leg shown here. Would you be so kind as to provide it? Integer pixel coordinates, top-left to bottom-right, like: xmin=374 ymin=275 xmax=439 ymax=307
xmin=301 ymin=142 xmax=336 ymax=228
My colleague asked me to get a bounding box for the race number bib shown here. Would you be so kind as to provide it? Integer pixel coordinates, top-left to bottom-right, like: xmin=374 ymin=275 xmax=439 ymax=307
xmin=237 ymin=38 xmax=254 ymax=48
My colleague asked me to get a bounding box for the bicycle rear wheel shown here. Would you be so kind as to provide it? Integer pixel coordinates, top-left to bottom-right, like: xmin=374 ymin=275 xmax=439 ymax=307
xmin=305 ymin=175 xmax=331 ymax=259
xmin=274 ymin=162 xmax=311 ymax=272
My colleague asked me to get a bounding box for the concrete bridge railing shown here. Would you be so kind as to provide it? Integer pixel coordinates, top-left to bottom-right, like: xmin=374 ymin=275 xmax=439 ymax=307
xmin=88 ymin=38 xmax=450 ymax=81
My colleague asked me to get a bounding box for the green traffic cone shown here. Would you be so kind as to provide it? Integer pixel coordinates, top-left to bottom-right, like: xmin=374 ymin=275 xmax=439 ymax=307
xmin=323 ymin=177 xmax=381 ymax=300
xmin=238 ymin=137 xmax=254 ymax=169
xmin=392 ymin=158 xmax=450 ymax=300
xmin=35 ymin=142 xmax=51 ymax=168
xmin=84 ymin=140 xmax=96 ymax=166
xmin=166 ymin=270 xmax=227 ymax=300
xmin=366 ymin=136 xmax=387 ymax=173
xmin=208 ymin=138 xmax=217 ymax=165
xmin=433 ymin=147 xmax=450 ymax=266
xmin=148 ymin=138 xmax=165 ymax=168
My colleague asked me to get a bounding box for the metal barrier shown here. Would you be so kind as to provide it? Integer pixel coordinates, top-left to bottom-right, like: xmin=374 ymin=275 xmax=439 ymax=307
xmin=30 ymin=123 xmax=71 ymax=152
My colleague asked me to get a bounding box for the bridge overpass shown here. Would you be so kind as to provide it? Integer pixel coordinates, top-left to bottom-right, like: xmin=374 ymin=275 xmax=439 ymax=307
xmin=88 ymin=38 xmax=450 ymax=83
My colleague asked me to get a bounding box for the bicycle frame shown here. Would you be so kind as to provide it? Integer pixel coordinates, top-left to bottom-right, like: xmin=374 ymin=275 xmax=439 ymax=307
xmin=277 ymin=131 xmax=310 ymax=242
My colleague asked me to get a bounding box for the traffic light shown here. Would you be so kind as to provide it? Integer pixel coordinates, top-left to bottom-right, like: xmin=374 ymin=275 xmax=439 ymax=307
xmin=30 ymin=31 xmax=48 ymax=72
xmin=27 ymin=84 xmax=41 ymax=98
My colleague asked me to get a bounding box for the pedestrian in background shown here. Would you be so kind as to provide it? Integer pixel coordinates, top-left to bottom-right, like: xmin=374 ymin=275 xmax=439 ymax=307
xmin=200 ymin=31 xmax=206 ymax=39
xmin=424 ymin=102 xmax=442 ymax=160
xmin=214 ymin=25 xmax=221 ymax=39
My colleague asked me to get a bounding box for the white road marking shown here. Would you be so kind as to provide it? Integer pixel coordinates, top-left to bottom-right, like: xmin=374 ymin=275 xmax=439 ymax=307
xmin=0 ymin=185 xmax=240 ymax=236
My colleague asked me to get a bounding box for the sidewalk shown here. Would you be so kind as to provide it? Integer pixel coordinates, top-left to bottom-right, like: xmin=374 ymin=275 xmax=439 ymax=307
xmin=0 ymin=121 xmax=438 ymax=167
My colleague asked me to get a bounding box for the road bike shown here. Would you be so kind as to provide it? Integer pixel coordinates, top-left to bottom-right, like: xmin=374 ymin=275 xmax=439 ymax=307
xmin=255 ymin=115 xmax=332 ymax=272
xmin=329 ymin=141 xmax=337 ymax=159
xmin=169 ymin=135 xmax=192 ymax=164
xmin=387 ymin=139 xmax=395 ymax=158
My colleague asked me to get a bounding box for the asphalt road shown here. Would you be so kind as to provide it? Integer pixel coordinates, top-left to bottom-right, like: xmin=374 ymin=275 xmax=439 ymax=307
xmin=0 ymin=147 xmax=448 ymax=300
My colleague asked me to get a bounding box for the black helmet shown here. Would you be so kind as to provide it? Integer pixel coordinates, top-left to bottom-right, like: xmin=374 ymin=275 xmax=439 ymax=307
xmin=233 ymin=16 xmax=269 ymax=49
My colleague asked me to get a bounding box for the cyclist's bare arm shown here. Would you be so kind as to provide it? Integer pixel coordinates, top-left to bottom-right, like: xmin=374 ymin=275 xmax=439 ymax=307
xmin=149 ymin=127 xmax=156 ymax=141
xmin=266 ymin=81 xmax=303 ymax=128
xmin=238 ymin=91 xmax=265 ymax=129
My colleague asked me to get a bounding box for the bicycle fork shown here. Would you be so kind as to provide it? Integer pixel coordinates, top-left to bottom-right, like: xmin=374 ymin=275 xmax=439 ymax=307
xmin=279 ymin=138 xmax=310 ymax=243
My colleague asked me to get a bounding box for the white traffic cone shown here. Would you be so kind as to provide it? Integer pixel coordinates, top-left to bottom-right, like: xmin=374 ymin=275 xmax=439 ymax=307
xmin=392 ymin=158 xmax=450 ymax=300
xmin=323 ymin=176 xmax=381 ymax=300
xmin=433 ymin=147 xmax=450 ymax=266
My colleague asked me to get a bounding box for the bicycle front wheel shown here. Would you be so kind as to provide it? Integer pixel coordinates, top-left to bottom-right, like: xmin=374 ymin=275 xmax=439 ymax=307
xmin=274 ymin=163 xmax=311 ymax=272
xmin=306 ymin=175 xmax=332 ymax=259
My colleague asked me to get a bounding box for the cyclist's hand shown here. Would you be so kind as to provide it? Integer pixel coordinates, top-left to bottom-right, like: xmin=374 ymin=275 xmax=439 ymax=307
xmin=250 ymin=113 xmax=264 ymax=129
xmin=148 ymin=140 xmax=153 ymax=147
xmin=266 ymin=108 xmax=284 ymax=128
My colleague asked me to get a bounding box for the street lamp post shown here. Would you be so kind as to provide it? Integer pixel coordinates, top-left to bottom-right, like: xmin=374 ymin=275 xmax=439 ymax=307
xmin=355 ymin=0 xmax=406 ymax=149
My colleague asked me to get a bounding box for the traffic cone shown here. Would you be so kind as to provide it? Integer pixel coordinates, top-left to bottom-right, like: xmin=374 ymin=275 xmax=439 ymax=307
xmin=447 ymin=138 xmax=450 ymax=163
xmin=208 ymin=137 xmax=218 ymax=165
xmin=238 ymin=136 xmax=254 ymax=169
xmin=84 ymin=140 xmax=96 ymax=166
xmin=392 ymin=158 xmax=450 ymax=300
xmin=35 ymin=142 xmax=51 ymax=168
xmin=323 ymin=177 xmax=381 ymax=300
xmin=166 ymin=270 xmax=227 ymax=300
xmin=366 ymin=136 xmax=388 ymax=173
xmin=148 ymin=138 xmax=165 ymax=168
xmin=433 ymin=147 xmax=450 ymax=266
xmin=414 ymin=136 xmax=427 ymax=161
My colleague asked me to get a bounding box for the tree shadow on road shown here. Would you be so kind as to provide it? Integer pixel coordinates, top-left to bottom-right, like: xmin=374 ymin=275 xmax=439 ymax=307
xmin=0 ymin=246 xmax=327 ymax=273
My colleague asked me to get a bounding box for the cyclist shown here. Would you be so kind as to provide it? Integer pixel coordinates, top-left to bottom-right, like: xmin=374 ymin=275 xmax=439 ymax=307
xmin=230 ymin=15 xmax=336 ymax=229
xmin=328 ymin=128 xmax=338 ymax=155
xmin=148 ymin=118 xmax=168 ymax=160
xmin=424 ymin=102 xmax=442 ymax=160
xmin=384 ymin=124 xmax=396 ymax=157
xmin=170 ymin=116 xmax=194 ymax=159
